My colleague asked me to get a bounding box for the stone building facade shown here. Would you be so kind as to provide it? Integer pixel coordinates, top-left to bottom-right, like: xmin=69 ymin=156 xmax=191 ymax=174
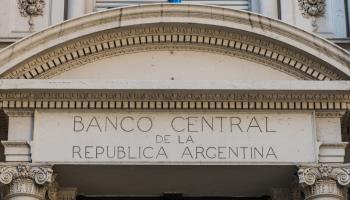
xmin=0 ymin=1 xmax=349 ymax=200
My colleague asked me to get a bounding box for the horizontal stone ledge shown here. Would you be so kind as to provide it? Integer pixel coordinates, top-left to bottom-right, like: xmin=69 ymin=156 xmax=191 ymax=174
xmin=0 ymin=80 xmax=349 ymax=91
xmin=0 ymin=80 xmax=348 ymax=110
xmin=0 ymin=101 xmax=348 ymax=110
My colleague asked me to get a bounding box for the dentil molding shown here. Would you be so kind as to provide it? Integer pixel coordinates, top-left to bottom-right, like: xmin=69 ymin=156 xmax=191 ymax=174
xmin=0 ymin=4 xmax=349 ymax=81
xmin=4 ymin=25 xmax=344 ymax=81
xmin=0 ymin=90 xmax=349 ymax=111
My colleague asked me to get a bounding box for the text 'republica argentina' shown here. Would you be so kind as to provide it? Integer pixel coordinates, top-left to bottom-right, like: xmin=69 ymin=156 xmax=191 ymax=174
xmin=70 ymin=115 xmax=279 ymax=161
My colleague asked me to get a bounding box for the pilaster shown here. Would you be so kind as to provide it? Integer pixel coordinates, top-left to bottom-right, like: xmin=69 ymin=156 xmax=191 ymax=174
xmin=298 ymin=164 xmax=350 ymax=200
xmin=315 ymin=111 xmax=348 ymax=163
xmin=2 ymin=109 xmax=34 ymax=162
xmin=1 ymin=141 xmax=31 ymax=162
xmin=270 ymin=187 xmax=303 ymax=200
xmin=46 ymin=177 xmax=77 ymax=200
xmin=0 ymin=164 xmax=53 ymax=200
xmin=270 ymin=188 xmax=293 ymax=200
xmin=58 ymin=188 xmax=77 ymax=200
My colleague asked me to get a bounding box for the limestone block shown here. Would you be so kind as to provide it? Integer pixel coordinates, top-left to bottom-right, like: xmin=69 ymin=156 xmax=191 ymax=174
xmin=1 ymin=140 xmax=31 ymax=162
xmin=319 ymin=143 xmax=348 ymax=163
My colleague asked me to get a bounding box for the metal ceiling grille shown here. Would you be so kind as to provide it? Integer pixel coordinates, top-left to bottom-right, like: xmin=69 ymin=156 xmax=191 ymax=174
xmin=95 ymin=0 xmax=251 ymax=11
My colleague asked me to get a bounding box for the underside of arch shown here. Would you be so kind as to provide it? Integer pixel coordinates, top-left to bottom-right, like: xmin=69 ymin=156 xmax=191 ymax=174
xmin=0 ymin=4 xmax=349 ymax=80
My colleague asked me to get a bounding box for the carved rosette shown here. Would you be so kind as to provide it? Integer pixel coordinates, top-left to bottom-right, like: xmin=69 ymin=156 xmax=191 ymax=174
xmin=298 ymin=165 xmax=350 ymax=199
xmin=17 ymin=0 xmax=46 ymax=31
xmin=297 ymin=0 xmax=326 ymax=31
xmin=0 ymin=165 xmax=53 ymax=200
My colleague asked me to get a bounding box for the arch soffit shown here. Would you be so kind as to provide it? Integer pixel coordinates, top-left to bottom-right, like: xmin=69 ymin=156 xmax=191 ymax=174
xmin=0 ymin=4 xmax=349 ymax=80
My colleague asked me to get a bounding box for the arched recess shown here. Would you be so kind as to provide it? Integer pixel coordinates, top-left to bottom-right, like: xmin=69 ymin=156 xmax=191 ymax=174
xmin=0 ymin=4 xmax=349 ymax=80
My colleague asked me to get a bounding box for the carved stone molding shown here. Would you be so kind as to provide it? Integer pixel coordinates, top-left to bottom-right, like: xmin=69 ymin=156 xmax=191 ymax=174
xmin=298 ymin=0 xmax=326 ymax=31
xmin=1 ymin=141 xmax=31 ymax=162
xmin=302 ymin=180 xmax=346 ymax=199
xmin=298 ymin=0 xmax=326 ymax=18
xmin=17 ymin=0 xmax=46 ymax=32
xmin=1 ymin=4 xmax=349 ymax=82
xmin=3 ymin=109 xmax=34 ymax=117
xmin=0 ymin=164 xmax=53 ymax=200
xmin=319 ymin=143 xmax=348 ymax=163
xmin=315 ymin=111 xmax=346 ymax=118
xmin=0 ymin=90 xmax=349 ymax=111
xmin=298 ymin=164 xmax=350 ymax=199
xmin=1 ymin=25 xmax=346 ymax=81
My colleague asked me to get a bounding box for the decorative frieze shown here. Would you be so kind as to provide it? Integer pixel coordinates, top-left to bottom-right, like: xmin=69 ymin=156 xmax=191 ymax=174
xmin=1 ymin=25 xmax=344 ymax=81
xmin=298 ymin=164 xmax=350 ymax=199
xmin=0 ymin=4 xmax=348 ymax=84
xmin=0 ymin=91 xmax=348 ymax=111
xmin=17 ymin=0 xmax=46 ymax=31
xmin=0 ymin=164 xmax=53 ymax=200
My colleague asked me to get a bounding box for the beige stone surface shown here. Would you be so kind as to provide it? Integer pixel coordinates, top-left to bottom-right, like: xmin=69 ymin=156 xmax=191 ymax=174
xmin=0 ymin=4 xmax=349 ymax=80
xmin=0 ymin=3 xmax=348 ymax=199
xmin=32 ymin=110 xmax=317 ymax=164
xmin=0 ymin=79 xmax=349 ymax=90
xmin=54 ymin=51 xmax=296 ymax=80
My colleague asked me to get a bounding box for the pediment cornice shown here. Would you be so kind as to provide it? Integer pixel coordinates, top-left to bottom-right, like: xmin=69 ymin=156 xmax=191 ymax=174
xmin=0 ymin=80 xmax=348 ymax=111
xmin=0 ymin=4 xmax=348 ymax=80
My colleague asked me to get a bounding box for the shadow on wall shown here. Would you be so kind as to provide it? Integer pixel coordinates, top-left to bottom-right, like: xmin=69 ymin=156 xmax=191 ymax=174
xmin=76 ymin=196 xmax=271 ymax=200
xmin=0 ymin=110 xmax=8 ymax=162
xmin=342 ymin=112 xmax=350 ymax=163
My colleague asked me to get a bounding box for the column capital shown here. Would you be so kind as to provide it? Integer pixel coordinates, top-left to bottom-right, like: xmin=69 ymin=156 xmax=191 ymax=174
xmin=298 ymin=164 xmax=350 ymax=199
xmin=298 ymin=164 xmax=350 ymax=187
xmin=0 ymin=164 xmax=53 ymax=200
